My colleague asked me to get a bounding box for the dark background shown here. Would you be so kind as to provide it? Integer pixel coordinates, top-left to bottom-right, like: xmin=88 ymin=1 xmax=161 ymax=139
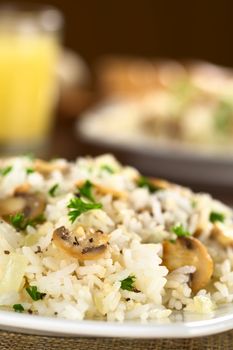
xmin=9 ymin=0 xmax=233 ymax=67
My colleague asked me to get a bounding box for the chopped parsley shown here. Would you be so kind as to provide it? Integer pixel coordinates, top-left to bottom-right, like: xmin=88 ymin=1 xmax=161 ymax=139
xmin=10 ymin=213 xmax=25 ymax=229
xmin=26 ymin=168 xmax=35 ymax=175
xmin=172 ymin=224 xmax=190 ymax=237
xmin=209 ymin=211 xmax=225 ymax=223
xmin=10 ymin=213 xmax=45 ymax=230
xmin=79 ymin=180 xmax=94 ymax=202
xmin=26 ymin=286 xmax=46 ymax=301
xmin=137 ymin=176 xmax=162 ymax=193
xmin=101 ymin=164 xmax=115 ymax=174
xmin=0 ymin=165 xmax=12 ymax=176
xmin=29 ymin=214 xmax=46 ymax=227
xmin=13 ymin=304 xmax=24 ymax=313
xmin=67 ymin=197 xmax=102 ymax=223
xmin=48 ymin=183 xmax=59 ymax=197
xmin=120 ymin=275 xmax=138 ymax=292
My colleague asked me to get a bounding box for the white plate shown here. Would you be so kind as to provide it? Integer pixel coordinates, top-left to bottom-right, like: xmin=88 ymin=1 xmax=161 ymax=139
xmin=1 ymin=305 xmax=233 ymax=338
xmin=77 ymin=101 xmax=233 ymax=187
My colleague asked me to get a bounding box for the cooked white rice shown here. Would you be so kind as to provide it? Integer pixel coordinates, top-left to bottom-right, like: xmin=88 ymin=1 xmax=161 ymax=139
xmin=0 ymin=154 xmax=232 ymax=321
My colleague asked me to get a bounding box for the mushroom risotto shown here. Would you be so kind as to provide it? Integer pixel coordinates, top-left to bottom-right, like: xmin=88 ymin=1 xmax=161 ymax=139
xmin=0 ymin=154 xmax=232 ymax=321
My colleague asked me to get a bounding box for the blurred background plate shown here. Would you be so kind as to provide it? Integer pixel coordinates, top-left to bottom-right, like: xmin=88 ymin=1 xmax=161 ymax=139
xmin=77 ymin=100 xmax=233 ymax=189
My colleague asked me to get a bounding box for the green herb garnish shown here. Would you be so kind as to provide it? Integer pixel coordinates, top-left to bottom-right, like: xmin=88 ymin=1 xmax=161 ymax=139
xmin=137 ymin=176 xmax=162 ymax=193
xmin=209 ymin=211 xmax=225 ymax=223
xmin=79 ymin=180 xmax=94 ymax=202
xmin=172 ymin=224 xmax=190 ymax=237
xmin=101 ymin=164 xmax=115 ymax=174
xmin=13 ymin=304 xmax=24 ymax=313
xmin=10 ymin=213 xmax=45 ymax=230
xmin=0 ymin=166 xmax=12 ymax=176
xmin=48 ymin=183 xmax=59 ymax=197
xmin=10 ymin=213 xmax=25 ymax=229
xmin=120 ymin=275 xmax=138 ymax=292
xmin=26 ymin=286 xmax=46 ymax=301
xmin=26 ymin=168 xmax=35 ymax=175
xmin=29 ymin=214 xmax=46 ymax=227
xmin=67 ymin=197 xmax=102 ymax=223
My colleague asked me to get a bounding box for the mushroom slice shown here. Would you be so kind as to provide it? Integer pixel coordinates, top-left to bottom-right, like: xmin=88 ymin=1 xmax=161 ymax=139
xmin=150 ymin=177 xmax=191 ymax=195
xmin=0 ymin=191 xmax=46 ymax=222
xmin=76 ymin=180 xmax=127 ymax=200
xmin=211 ymin=222 xmax=233 ymax=247
xmin=150 ymin=177 xmax=173 ymax=190
xmin=14 ymin=183 xmax=31 ymax=194
xmin=93 ymin=183 xmax=127 ymax=199
xmin=34 ymin=159 xmax=69 ymax=176
xmin=53 ymin=225 xmax=109 ymax=260
xmin=162 ymin=237 xmax=213 ymax=293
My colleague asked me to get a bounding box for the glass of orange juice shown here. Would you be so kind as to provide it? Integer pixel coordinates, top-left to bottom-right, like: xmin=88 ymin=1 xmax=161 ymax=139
xmin=0 ymin=4 xmax=63 ymax=153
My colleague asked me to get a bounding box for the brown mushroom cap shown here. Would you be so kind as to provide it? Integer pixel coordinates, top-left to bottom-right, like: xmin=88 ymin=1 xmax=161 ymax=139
xmin=34 ymin=159 xmax=69 ymax=176
xmin=211 ymin=223 xmax=233 ymax=247
xmin=53 ymin=225 xmax=109 ymax=260
xmin=150 ymin=177 xmax=190 ymax=194
xmin=0 ymin=191 xmax=46 ymax=222
xmin=163 ymin=237 xmax=213 ymax=294
xmin=149 ymin=177 xmax=173 ymax=190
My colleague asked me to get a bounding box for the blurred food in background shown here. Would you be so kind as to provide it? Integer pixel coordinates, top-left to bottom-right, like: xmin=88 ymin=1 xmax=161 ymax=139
xmin=80 ymin=57 xmax=233 ymax=152
xmin=57 ymin=49 xmax=94 ymax=118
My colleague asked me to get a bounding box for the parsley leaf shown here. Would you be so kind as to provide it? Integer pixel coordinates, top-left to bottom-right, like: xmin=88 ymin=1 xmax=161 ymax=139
xmin=0 ymin=166 xmax=12 ymax=176
xmin=48 ymin=183 xmax=59 ymax=197
xmin=10 ymin=213 xmax=45 ymax=230
xmin=13 ymin=304 xmax=24 ymax=313
xmin=29 ymin=214 xmax=46 ymax=227
xmin=67 ymin=197 xmax=102 ymax=223
xmin=137 ymin=176 xmax=162 ymax=193
xmin=172 ymin=224 xmax=190 ymax=237
xmin=79 ymin=180 xmax=94 ymax=202
xmin=10 ymin=213 xmax=25 ymax=229
xmin=26 ymin=286 xmax=46 ymax=301
xmin=101 ymin=164 xmax=115 ymax=174
xmin=26 ymin=168 xmax=35 ymax=175
xmin=209 ymin=211 xmax=225 ymax=223
xmin=120 ymin=275 xmax=138 ymax=292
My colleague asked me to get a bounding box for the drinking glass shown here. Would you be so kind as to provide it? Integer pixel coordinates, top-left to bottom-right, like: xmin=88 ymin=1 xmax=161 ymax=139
xmin=0 ymin=4 xmax=63 ymax=153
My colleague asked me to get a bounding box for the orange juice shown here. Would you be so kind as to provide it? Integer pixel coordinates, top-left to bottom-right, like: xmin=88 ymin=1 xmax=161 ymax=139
xmin=0 ymin=6 xmax=63 ymax=148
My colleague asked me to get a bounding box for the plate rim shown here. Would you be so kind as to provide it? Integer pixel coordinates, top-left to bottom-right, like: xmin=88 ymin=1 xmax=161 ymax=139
xmin=0 ymin=310 xmax=233 ymax=338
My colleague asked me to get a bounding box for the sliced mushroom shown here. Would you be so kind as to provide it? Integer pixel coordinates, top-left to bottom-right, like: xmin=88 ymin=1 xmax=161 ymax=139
xmin=150 ymin=177 xmax=191 ymax=195
xmin=53 ymin=225 xmax=109 ymax=260
xmin=34 ymin=159 xmax=69 ymax=176
xmin=211 ymin=222 xmax=233 ymax=247
xmin=162 ymin=237 xmax=213 ymax=293
xmin=76 ymin=180 xmax=127 ymax=200
xmin=0 ymin=191 xmax=46 ymax=222
xmin=14 ymin=183 xmax=31 ymax=194
xmin=193 ymin=227 xmax=203 ymax=238
xmin=150 ymin=177 xmax=173 ymax=190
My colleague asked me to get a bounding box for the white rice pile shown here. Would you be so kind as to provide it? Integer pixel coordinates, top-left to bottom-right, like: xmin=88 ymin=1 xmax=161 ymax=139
xmin=0 ymin=154 xmax=232 ymax=321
